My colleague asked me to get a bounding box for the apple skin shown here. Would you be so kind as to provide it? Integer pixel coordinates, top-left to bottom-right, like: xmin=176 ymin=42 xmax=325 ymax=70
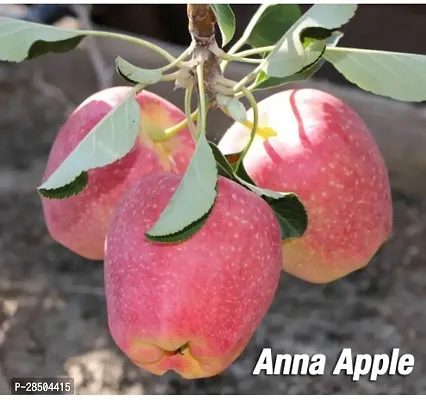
xmin=104 ymin=173 xmax=282 ymax=379
xmin=219 ymin=88 xmax=393 ymax=284
xmin=41 ymin=87 xmax=195 ymax=260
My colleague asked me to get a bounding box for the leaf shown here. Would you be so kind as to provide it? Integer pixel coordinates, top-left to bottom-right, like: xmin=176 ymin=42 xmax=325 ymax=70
xmin=216 ymin=94 xmax=247 ymax=122
xmin=146 ymin=133 xmax=218 ymax=241
xmin=247 ymin=4 xmax=302 ymax=49
xmin=116 ymin=56 xmax=162 ymax=85
xmin=324 ymin=47 xmax=426 ymax=102
xmin=210 ymin=4 xmax=236 ymax=47
xmin=267 ymin=195 xmax=309 ymax=240
xmin=38 ymin=87 xmax=141 ymax=196
xmin=238 ymin=180 xmax=308 ymax=239
xmin=209 ymin=142 xmax=235 ymax=180
xmin=0 ymin=17 xmax=86 ymax=61
xmin=221 ymin=150 xmax=257 ymax=185
xmin=253 ymin=31 xmax=343 ymax=90
xmin=300 ymin=26 xmax=339 ymax=47
xmin=209 ymin=143 xmax=308 ymax=239
xmin=145 ymin=208 xmax=215 ymax=244
xmin=38 ymin=171 xmax=88 ymax=200
xmin=265 ymin=4 xmax=357 ymax=79
xmin=234 ymin=162 xmax=256 ymax=186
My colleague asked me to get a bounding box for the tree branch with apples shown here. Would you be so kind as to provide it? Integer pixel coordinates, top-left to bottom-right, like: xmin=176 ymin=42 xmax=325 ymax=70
xmin=2 ymin=4 xmax=425 ymax=379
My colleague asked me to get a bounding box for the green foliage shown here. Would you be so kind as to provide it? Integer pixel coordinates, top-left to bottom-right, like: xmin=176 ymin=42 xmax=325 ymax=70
xmin=20 ymin=2 xmax=426 ymax=245
xmin=265 ymin=194 xmax=309 ymax=240
xmin=210 ymin=143 xmax=308 ymax=240
xmin=0 ymin=17 xmax=85 ymax=61
xmin=300 ymin=26 xmax=339 ymax=46
xmin=38 ymin=87 xmax=141 ymax=197
xmin=325 ymin=47 xmax=426 ymax=102
xmin=146 ymin=134 xmax=218 ymax=242
xmin=38 ymin=171 xmax=88 ymax=200
xmin=145 ymin=208 xmax=215 ymax=244
xmin=253 ymin=31 xmax=343 ymax=90
xmin=115 ymin=56 xmax=162 ymax=85
xmin=265 ymin=4 xmax=357 ymax=79
xmin=247 ymin=4 xmax=302 ymax=49
xmin=210 ymin=4 xmax=236 ymax=47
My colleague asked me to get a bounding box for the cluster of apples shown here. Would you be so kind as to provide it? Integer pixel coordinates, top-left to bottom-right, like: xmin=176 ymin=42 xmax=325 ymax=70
xmin=40 ymin=86 xmax=392 ymax=379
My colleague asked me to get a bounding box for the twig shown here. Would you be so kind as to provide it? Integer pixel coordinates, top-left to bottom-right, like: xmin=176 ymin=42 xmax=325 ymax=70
xmin=70 ymin=5 xmax=114 ymax=90
xmin=32 ymin=71 xmax=76 ymax=115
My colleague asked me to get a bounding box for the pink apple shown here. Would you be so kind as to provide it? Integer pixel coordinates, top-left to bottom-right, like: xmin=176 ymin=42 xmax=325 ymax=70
xmin=219 ymin=88 xmax=392 ymax=284
xmin=41 ymin=87 xmax=195 ymax=260
xmin=104 ymin=173 xmax=282 ymax=378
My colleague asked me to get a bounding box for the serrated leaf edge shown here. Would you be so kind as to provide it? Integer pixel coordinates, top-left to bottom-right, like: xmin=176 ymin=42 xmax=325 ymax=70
xmin=145 ymin=200 xmax=215 ymax=244
xmin=38 ymin=171 xmax=88 ymax=199
xmin=37 ymin=86 xmax=141 ymax=191
xmin=115 ymin=56 xmax=162 ymax=85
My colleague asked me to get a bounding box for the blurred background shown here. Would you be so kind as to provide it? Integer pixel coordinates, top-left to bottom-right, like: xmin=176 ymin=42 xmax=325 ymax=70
xmin=0 ymin=4 xmax=426 ymax=395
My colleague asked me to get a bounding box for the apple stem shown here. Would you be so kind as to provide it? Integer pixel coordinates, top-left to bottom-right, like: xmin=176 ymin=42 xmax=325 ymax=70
xmin=235 ymin=86 xmax=259 ymax=171
xmin=147 ymin=109 xmax=198 ymax=143
xmin=196 ymin=62 xmax=208 ymax=141
xmin=184 ymin=82 xmax=198 ymax=142
xmin=163 ymin=109 xmax=198 ymax=138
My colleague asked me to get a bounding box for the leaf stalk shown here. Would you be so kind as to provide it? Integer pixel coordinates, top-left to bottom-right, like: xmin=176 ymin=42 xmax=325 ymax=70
xmin=235 ymin=86 xmax=259 ymax=172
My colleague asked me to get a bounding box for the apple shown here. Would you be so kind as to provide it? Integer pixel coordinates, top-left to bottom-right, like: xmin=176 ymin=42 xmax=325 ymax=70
xmin=219 ymin=88 xmax=393 ymax=284
xmin=41 ymin=87 xmax=195 ymax=260
xmin=104 ymin=172 xmax=282 ymax=379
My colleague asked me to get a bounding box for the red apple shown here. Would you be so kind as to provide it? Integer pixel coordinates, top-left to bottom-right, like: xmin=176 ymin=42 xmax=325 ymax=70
xmin=104 ymin=173 xmax=282 ymax=378
xmin=219 ymin=88 xmax=392 ymax=284
xmin=41 ymin=87 xmax=195 ymax=260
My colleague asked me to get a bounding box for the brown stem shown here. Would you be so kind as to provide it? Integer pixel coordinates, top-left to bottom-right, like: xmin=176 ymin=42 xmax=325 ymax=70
xmin=187 ymin=4 xmax=216 ymax=47
xmin=186 ymin=4 xmax=222 ymax=106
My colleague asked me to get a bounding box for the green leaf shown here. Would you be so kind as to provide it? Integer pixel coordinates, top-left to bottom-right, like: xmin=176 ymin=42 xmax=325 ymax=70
xmin=210 ymin=4 xmax=236 ymax=47
xmin=267 ymin=195 xmax=309 ymax=240
xmin=265 ymin=4 xmax=357 ymax=79
xmin=221 ymin=150 xmax=257 ymax=185
xmin=38 ymin=171 xmax=88 ymax=200
xmin=216 ymin=94 xmax=247 ymax=122
xmin=145 ymin=208 xmax=214 ymax=244
xmin=300 ymin=26 xmax=339 ymax=47
xmin=253 ymin=31 xmax=343 ymax=90
xmin=324 ymin=47 xmax=426 ymax=102
xmin=238 ymin=180 xmax=307 ymax=239
xmin=209 ymin=143 xmax=236 ymax=180
xmin=38 ymin=87 xmax=141 ymax=196
xmin=146 ymin=134 xmax=218 ymax=242
xmin=247 ymin=4 xmax=302 ymax=49
xmin=209 ymin=143 xmax=308 ymax=239
xmin=116 ymin=56 xmax=162 ymax=85
xmin=0 ymin=17 xmax=86 ymax=61
xmin=234 ymin=162 xmax=256 ymax=186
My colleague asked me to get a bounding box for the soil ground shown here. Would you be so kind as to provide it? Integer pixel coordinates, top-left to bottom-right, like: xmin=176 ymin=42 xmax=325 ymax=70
xmin=0 ymin=58 xmax=425 ymax=395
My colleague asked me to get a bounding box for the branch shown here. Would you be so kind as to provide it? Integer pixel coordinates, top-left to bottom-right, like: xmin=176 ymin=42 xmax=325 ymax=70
xmin=187 ymin=4 xmax=216 ymax=47
xmin=70 ymin=4 xmax=114 ymax=90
